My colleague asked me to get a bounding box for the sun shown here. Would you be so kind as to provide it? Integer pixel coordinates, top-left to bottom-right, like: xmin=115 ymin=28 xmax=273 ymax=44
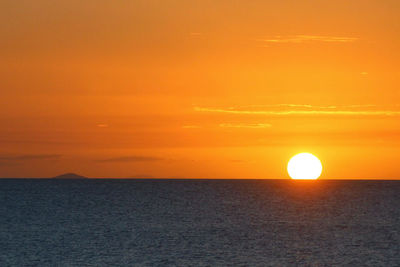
xmin=287 ymin=153 xmax=322 ymax=180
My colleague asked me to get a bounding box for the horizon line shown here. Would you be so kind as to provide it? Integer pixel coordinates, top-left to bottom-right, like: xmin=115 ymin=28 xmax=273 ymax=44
xmin=0 ymin=177 xmax=399 ymax=180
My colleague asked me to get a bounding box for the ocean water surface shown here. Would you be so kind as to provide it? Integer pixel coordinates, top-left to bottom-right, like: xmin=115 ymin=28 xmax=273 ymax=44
xmin=0 ymin=179 xmax=399 ymax=266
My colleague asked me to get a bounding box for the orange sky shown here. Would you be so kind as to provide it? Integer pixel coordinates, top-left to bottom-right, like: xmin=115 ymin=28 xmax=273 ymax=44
xmin=1 ymin=0 xmax=399 ymax=178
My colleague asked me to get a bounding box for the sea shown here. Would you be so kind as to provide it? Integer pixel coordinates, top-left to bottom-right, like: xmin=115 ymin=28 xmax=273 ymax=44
xmin=0 ymin=179 xmax=399 ymax=266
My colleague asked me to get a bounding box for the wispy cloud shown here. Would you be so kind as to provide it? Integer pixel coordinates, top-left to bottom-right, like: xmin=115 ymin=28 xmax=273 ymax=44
xmin=96 ymin=156 xmax=164 ymax=163
xmin=223 ymin=104 xmax=377 ymax=110
xmin=219 ymin=123 xmax=272 ymax=128
xmin=194 ymin=105 xmax=400 ymax=117
xmin=0 ymin=154 xmax=62 ymax=161
xmin=259 ymin=35 xmax=358 ymax=44
xmin=236 ymin=104 xmax=336 ymax=109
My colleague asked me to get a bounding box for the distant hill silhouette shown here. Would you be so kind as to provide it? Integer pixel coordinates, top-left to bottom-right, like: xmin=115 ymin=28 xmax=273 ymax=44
xmin=52 ymin=173 xmax=88 ymax=179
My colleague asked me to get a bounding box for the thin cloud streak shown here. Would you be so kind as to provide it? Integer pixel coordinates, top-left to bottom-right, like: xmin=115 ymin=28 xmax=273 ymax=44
xmin=235 ymin=104 xmax=377 ymax=109
xmin=195 ymin=107 xmax=400 ymax=117
xmin=259 ymin=35 xmax=358 ymax=44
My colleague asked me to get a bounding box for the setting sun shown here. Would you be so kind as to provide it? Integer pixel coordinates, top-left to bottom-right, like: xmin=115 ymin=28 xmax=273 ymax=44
xmin=287 ymin=153 xmax=322 ymax=180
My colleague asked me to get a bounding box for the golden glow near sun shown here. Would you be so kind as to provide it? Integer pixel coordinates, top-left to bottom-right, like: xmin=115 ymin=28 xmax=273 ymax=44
xmin=287 ymin=153 xmax=323 ymax=180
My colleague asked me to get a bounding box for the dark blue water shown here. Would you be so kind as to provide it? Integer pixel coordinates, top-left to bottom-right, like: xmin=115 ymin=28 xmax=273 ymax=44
xmin=0 ymin=179 xmax=399 ymax=266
